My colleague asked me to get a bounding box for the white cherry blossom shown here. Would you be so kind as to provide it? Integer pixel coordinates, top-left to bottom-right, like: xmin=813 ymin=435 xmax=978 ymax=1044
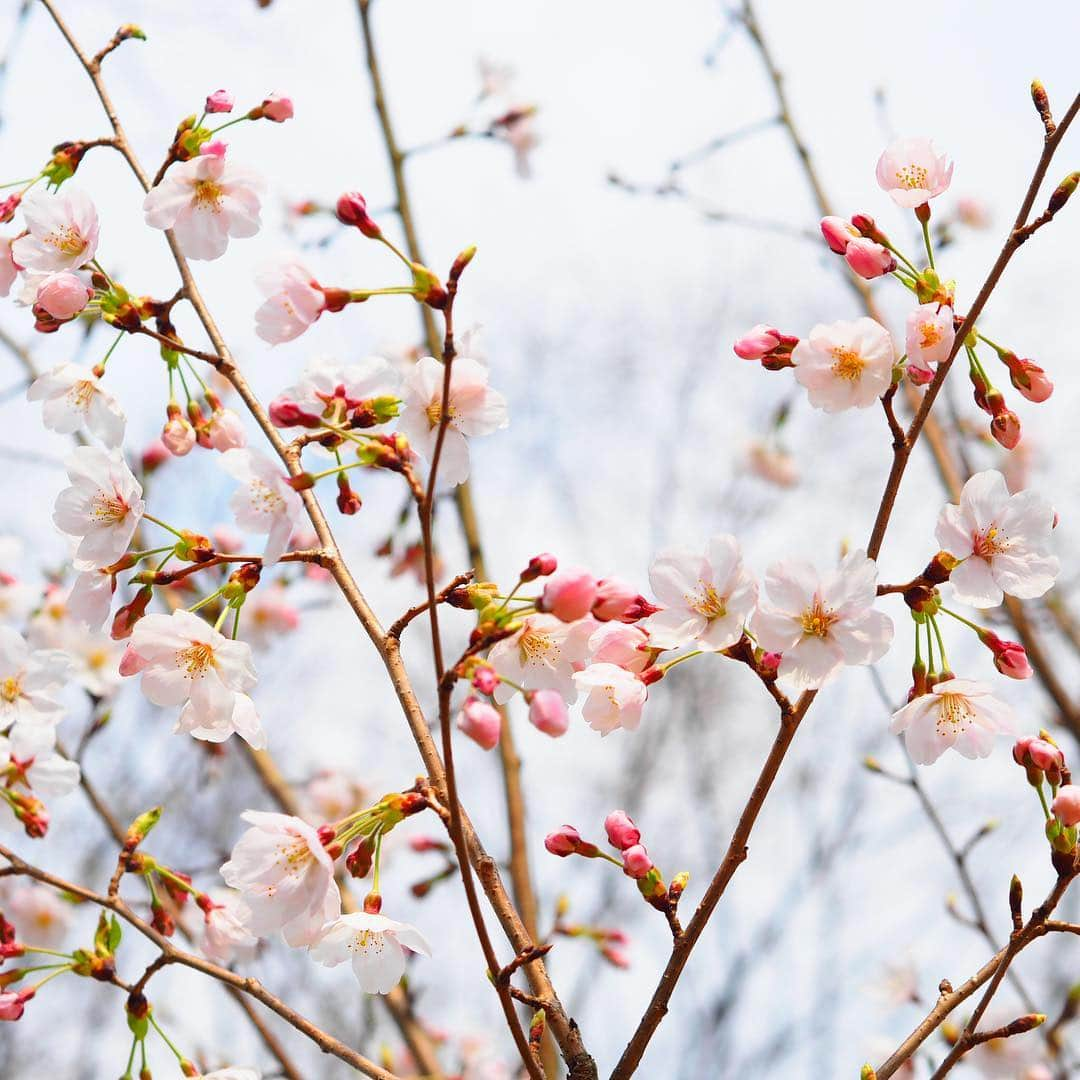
xmin=791 ymin=318 xmax=895 ymax=412
xmin=752 ymin=550 xmax=893 ymax=689
xmin=0 ymin=627 xmax=69 ymax=738
xmin=889 ymin=678 xmax=1015 ymax=765
xmin=488 ymin=614 xmax=594 ymax=704
xmin=935 ymin=470 xmax=1058 ymax=608
xmin=573 ymin=662 xmax=647 ymax=736
xmin=640 ymin=534 xmax=756 ymax=652
xmin=11 ymin=188 xmax=99 ymax=271
xmin=28 ymin=362 xmax=125 ymax=446
xmin=309 ymin=913 xmax=431 ymax=994
xmin=52 ymin=446 xmax=144 ymax=571
xmin=220 ymin=449 xmax=304 ymax=566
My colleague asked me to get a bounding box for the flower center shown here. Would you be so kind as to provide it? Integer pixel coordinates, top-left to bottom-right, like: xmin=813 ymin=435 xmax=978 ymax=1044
xmin=800 ymin=600 xmax=836 ymax=639
xmin=830 ymin=347 xmax=865 ymax=382
xmin=249 ymin=479 xmax=285 ymax=515
xmin=1 ymin=676 xmax=21 ymax=703
xmin=66 ymin=380 xmax=97 ymax=410
xmin=972 ymin=525 xmax=1007 ymax=560
xmin=351 ymin=929 xmax=386 ymax=955
xmin=425 ymin=398 xmax=457 ymax=430
xmin=45 ymin=225 xmax=87 ymax=258
xmin=936 ymin=693 xmax=974 ymax=734
xmin=175 ymin=641 xmax=215 ymax=678
xmin=690 ymin=583 xmax=727 ymax=620
xmin=193 ymin=179 xmax=224 ymax=211
xmin=90 ymin=490 xmax=129 ymax=525
xmin=895 ymin=164 xmax=929 ymax=190
xmin=917 ymin=322 xmax=942 ymax=349
xmin=518 ymin=626 xmax=558 ymax=667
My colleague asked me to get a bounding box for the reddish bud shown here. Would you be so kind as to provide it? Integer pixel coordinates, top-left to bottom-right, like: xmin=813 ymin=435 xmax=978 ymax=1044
xmin=621 ymin=844 xmax=654 ymax=879
xmin=990 ymin=409 xmax=1021 ymax=450
xmin=604 ymin=810 xmax=641 ymax=851
xmin=335 ymin=191 xmax=382 ymax=239
xmin=521 ymin=552 xmax=558 ymax=582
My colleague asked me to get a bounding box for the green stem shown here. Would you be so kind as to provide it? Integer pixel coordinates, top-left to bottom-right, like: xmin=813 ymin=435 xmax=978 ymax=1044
xmin=97 ymin=329 xmax=125 ymax=371
xmin=658 ymin=649 xmax=703 ymax=674
xmin=925 ymin=617 xmax=936 ymax=675
xmin=143 ymin=513 xmax=186 ymax=541
xmin=938 ymin=605 xmax=982 ymax=633
xmin=928 ymin=614 xmax=950 ymax=672
xmin=1037 ymin=783 xmax=1052 ymax=821
xmin=207 ymin=115 xmax=251 ymax=136
xmin=148 ymin=1011 xmax=189 ymax=1064
xmin=921 ymin=217 xmax=935 ymax=270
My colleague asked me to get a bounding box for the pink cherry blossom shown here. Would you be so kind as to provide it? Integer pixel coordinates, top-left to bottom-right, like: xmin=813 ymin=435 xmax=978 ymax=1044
xmin=12 ymin=188 xmax=99 ymax=271
xmin=876 ymin=137 xmax=954 ymax=208
xmin=128 ymin=610 xmax=264 ymax=748
xmin=254 ymin=257 xmax=327 ymax=344
xmin=746 ymin=442 xmax=798 ymax=487
xmin=457 ymin=695 xmax=502 ymax=750
xmin=734 ymin=324 xmax=783 ymax=359
xmin=309 ymin=913 xmax=431 ymax=994
xmin=52 ymin=446 xmax=144 ymax=570
xmin=591 ymin=577 xmax=644 ymax=622
xmin=199 ymin=890 xmax=258 ymax=965
xmin=205 ymin=89 xmax=234 ymax=114
xmin=905 ymin=303 xmax=955 ymax=383
xmin=162 ymin=407 xmax=196 ymax=456
xmin=258 ymin=93 xmax=294 ymax=122
xmin=621 ymin=844 xmax=653 ymax=879
xmin=528 ymin=689 xmax=569 ymax=736
xmin=819 ymin=216 xmax=860 ymax=254
xmin=143 ymin=153 xmax=264 ymax=260
xmin=540 ymin=569 xmax=598 ymax=622
xmin=791 ymin=318 xmax=895 ymax=412
xmin=890 ymin=679 xmax=1015 ymax=765
xmin=0 ymin=988 xmax=33 ymax=1021
xmin=935 ymin=470 xmax=1058 ymax=608
xmin=1051 ymin=785 xmax=1080 ymax=827
xmin=488 ymin=614 xmax=594 ymax=704
xmin=6 ymin=884 xmax=71 ymax=949
xmin=270 ymin=355 xmax=400 ymax=431
xmin=203 ymin=404 xmax=247 ymax=451
xmin=545 ymin=825 xmax=589 ymax=856
xmin=587 ymin=622 xmax=651 ymax=674
xmin=844 ymin=237 xmax=896 ymax=279
xmin=242 ymin=584 xmax=300 ymax=649
xmin=399 ymin=356 xmax=509 ymax=486
xmin=641 ymin=534 xmax=756 ymax=652
xmin=220 ymin=449 xmax=304 ymax=565
xmin=752 ymin=550 xmax=893 ymax=689
xmin=28 ymin=362 xmax=125 ymax=447
xmin=29 ymin=270 xmax=91 ymax=320
xmin=220 ymin=810 xmax=341 ymax=947
xmin=573 ymin=663 xmax=647 ymax=736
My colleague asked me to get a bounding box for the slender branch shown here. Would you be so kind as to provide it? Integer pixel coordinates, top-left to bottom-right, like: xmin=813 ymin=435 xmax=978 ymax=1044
xmin=388 ymin=570 xmax=473 ymax=639
xmin=0 ymin=845 xmax=399 ymax=1080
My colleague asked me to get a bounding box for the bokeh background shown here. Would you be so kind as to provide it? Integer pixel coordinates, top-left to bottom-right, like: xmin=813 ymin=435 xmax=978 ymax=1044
xmin=0 ymin=0 xmax=1079 ymax=1076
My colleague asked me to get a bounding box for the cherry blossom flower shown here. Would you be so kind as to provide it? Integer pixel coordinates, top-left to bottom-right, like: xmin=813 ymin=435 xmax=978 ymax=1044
xmin=746 ymin=442 xmax=798 ymax=487
xmin=221 ymin=810 xmax=341 ymax=947
xmin=257 ymin=93 xmax=294 ymax=122
xmin=0 ymin=726 xmax=80 ymax=799
xmin=573 ymin=663 xmax=647 ymax=736
xmin=270 ymin=355 xmax=400 ymax=431
xmin=143 ymin=152 xmax=264 ymax=261
xmin=33 ymin=620 xmax=122 ymax=699
xmin=587 ymin=622 xmax=651 ymax=674
xmin=309 ymin=913 xmax=431 ymax=994
xmin=52 ymin=446 xmax=144 ymax=570
xmin=202 ymin=404 xmax=247 ymax=452
xmin=205 ymin=89 xmax=234 ymax=113
xmin=399 ymin=356 xmax=509 ymax=486
xmin=242 ymin=584 xmax=300 ymax=649
xmin=254 ymin=257 xmax=328 ymax=344
xmin=844 ymin=237 xmax=896 ymax=279
xmin=488 ymin=614 xmax=594 ymax=704
xmin=890 ymin=679 xmax=1014 ymax=765
xmin=28 ymin=362 xmax=125 ymax=447
xmin=24 ymin=270 xmax=92 ymax=320
xmin=935 ymin=470 xmax=1058 ymax=607
xmin=0 ymin=564 xmax=39 ymax=627
xmin=640 ymin=534 xmax=756 ymax=652
xmin=1052 ymin=785 xmax=1080 ymax=827
xmin=905 ymin=304 xmax=955 ymax=383
xmin=220 ymin=449 xmax=304 ymax=565
xmin=0 ymin=238 xmax=16 ymax=296
xmin=0 ymin=627 xmax=69 ymax=737
xmin=790 ymin=318 xmax=895 ymax=412
xmin=65 ymin=570 xmax=114 ymax=630
xmin=303 ymin=770 xmax=365 ymax=824
xmin=11 ymin=188 xmax=99 ymax=271
xmin=199 ymin=889 xmax=258 ymax=965
xmin=539 ymin=569 xmax=598 ymax=622
xmin=6 ymin=884 xmax=71 ymax=949
xmin=128 ymin=610 xmax=262 ymax=746
xmin=875 ymin=137 xmax=954 ymax=208
xmin=752 ymin=550 xmax=893 ymax=689
xmin=0 ymin=988 xmax=33 ymax=1021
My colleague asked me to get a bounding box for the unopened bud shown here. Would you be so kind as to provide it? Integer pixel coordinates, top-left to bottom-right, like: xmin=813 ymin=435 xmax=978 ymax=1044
xmin=1048 ymin=171 xmax=1079 ymax=215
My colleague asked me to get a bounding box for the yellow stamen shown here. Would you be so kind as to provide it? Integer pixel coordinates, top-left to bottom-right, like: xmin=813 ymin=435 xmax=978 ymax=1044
xmin=830 ymin=347 xmax=865 ymax=382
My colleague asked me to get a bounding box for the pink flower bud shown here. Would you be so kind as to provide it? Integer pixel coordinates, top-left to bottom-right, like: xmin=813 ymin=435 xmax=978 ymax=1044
xmin=205 ymin=408 xmax=246 ymax=452
xmin=906 ymin=362 xmax=935 ymax=386
xmin=990 ymin=409 xmax=1021 ymax=450
xmin=528 ymin=690 xmax=569 ymax=737
xmin=471 ymin=665 xmax=499 ymax=695
xmin=983 ymin=634 xmax=1033 ymax=680
xmin=1003 ymin=354 xmax=1053 ymax=403
xmin=820 ymin=215 xmax=858 ymax=254
xmin=260 ymin=93 xmax=294 ymax=122
xmin=760 ymin=651 xmax=782 ymax=676
xmin=140 ymin=439 xmax=169 ymax=473
xmin=522 ymin=552 xmax=558 ymax=582
xmin=457 ymin=695 xmax=501 ymax=750
xmin=600 ymin=945 xmax=631 ymax=968
xmin=1013 ymin=735 xmax=1064 ymax=777
xmin=0 ymin=988 xmax=34 ymax=1021
xmin=621 ymin=844 xmax=654 ymax=879
xmin=1052 ymin=784 xmax=1080 ymax=827
xmin=269 ymin=395 xmax=321 ymax=429
xmin=544 ymin=824 xmax=584 ymax=857
xmin=199 ymin=139 xmax=227 ymax=160
xmin=35 ymin=271 xmax=91 ymax=320
xmin=118 ymin=644 xmax=148 ymax=676
xmin=843 ymin=237 xmax=896 ymax=279
xmin=205 ymin=89 xmax=234 ymax=114
xmin=592 ymin=577 xmax=641 ymax=622
xmin=335 ymin=191 xmax=382 ymax=239
xmin=733 ymin=324 xmax=781 ymax=360
xmin=162 ymin=405 xmax=196 ymax=456
xmin=604 ymin=810 xmax=641 ymax=851
xmin=539 ymin=568 xmax=598 ymax=622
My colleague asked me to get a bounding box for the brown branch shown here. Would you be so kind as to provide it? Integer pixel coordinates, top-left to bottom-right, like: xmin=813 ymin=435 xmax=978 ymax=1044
xmin=0 ymin=844 xmax=399 ymax=1080
xmin=388 ymin=570 xmax=474 ymax=639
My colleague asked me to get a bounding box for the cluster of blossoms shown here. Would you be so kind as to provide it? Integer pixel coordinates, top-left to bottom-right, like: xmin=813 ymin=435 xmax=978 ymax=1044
xmin=735 ymin=135 xmax=1064 ymax=447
